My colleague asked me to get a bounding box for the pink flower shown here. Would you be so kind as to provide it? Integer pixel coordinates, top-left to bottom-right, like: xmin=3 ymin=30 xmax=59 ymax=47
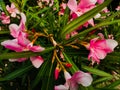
xmin=1 ymin=12 xmax=45 ymax=68
xmin=55 ymin=71 xmax=93 ymax=90
xmin=116 ymin=6 xmax=120 ymax=11
xmin=6 ymin=3 xmax=20 ymax=17
xmin=0 ymin=12 xmax=10 ymax=24
xmin=67 ymin=0 xmax=96 ymax=27
xmin=87 ymin=37 xmax=118 ymax=64
xmin=9 ymin=13 xmax=27 ymax=38
xmin=1 ymin=33 xmax=45 ymax=68
xmin=59 ymin=3 xmax=67 ymax=15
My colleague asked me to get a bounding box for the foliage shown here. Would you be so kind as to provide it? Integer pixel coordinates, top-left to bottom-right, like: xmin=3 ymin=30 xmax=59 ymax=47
xmin=0 ymin=0 xmax=120 ymax=90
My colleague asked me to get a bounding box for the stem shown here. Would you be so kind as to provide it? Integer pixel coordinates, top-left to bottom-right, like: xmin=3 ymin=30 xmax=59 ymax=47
xmin=55 ymin=50 xmax=66 ymax=71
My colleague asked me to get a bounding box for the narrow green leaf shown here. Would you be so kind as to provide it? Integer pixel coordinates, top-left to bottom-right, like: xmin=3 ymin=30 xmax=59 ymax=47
xmin=32 ymin=60 xmax=50 ymax=88
xmin=82 ymin=65 xmax=113 ymax=77
xmin=0 ymin=65 xmax=33 ymax=81
xmin=21 ymin=0 xmax=28 ymax=11
xmin=79 ymin=85 xmax=94 ymax=90
xmin=41 ymin=61 xmax=55 ymax=90
xmin=60 ymin=0 xmax=112 ymax=39
xmin=63 ymin=19 xmax=120 ymax=44
xmin=0 ymin=31 xmax=10 ymax=34
xmin=93 ymin=77 xmax=113 ymax=84
xmin=0 ymin=47 xmax=55 ymax=59
xmin=107 ymin=79 xmax=120 ymax=88
xmin=95 ymin=88 xmax=117 ymax=90
xmin=0 ymin=0 xmax=8 ymax=14
xmin=62 ymin=52 xmax=79 ymax=73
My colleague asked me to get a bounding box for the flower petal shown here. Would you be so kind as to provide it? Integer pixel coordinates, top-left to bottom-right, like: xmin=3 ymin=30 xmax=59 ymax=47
xmin=106 ymin=39 xmax=118 ymax=52
xmin=29 ymin=45 xmax=45 ymax=52
xmin=18 ymin=31 xmax=30 ymax=47
xmin=54 ymin=85 xmax=68 ymax=90
xmin=73 ymin=71 xmax=93 ymax=87
xmin=97 ymin=0 xmax=104 ymax=4
xmin=30 ymin=56 xmax=44 ymax=68
xmin=78 ymin=0 xmax=97 ymax=8
xmin=1 ymin=39 xmax=23 ymax=52
xmin=9 ymin=58 xmax=27 ymax=62
xmin=9 ymin=24 xmax=19 ymax=38
xmin=64 ymin=71 xmax=72 ymax=81
xmin=67 ymin=0 xmax=77 ymax=12
xmin=20 ymin=13 xmax=26 ymax=25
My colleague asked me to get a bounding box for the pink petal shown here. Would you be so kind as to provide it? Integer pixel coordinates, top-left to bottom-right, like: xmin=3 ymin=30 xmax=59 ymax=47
xmin=98 ymin=33 xmax=105 ymax=39
xmin=94 ymin=13 xmax=101 ymax=19
xmin=67 ymin=0 xmax=77 ymax=12
xmin=6 ymin=5 xmax=10 ymax=11
xmin=2 ymin=16 xmax=10 ymax=24
xmin=11 ymin=3 xmax=15 ymax=8
xmin=88 ymin=51 xmax=100 ymax=63
xmin=72 ymin=71 xmax=93 ymax=87
xmin=94 ymin=49 xmax=107 ymax=59
xmin=20 ymin=13 xmax=26 ymax=25
xmin=87 ymin=18 xmax=94 ymax=26
xmin=106 ymin=39 xmax=118 ymax=52
xmin=30 ymin=56 xmax=44 ymax=68
xmin=9 ymin=58 xmax=27 ymax=62
xmin=18 ymin=32 xmax=30 ymax=47
xmin=64 ymin=71 xmax=72 ymax=81
xmin=1 ymin=39 xmax=23 ymax=52
xmin=29 ymin=45 xmax=45 ymax=52
xmin=78 ymin=0 xmax=97 ymax=8
xmin=97 ymin=0 xmax=104 ymax=4
xmin=11 ymin=12 xmax=16 ymax=17
xmin=9 ymin=24 xmax=19 ymax=38
xmin=54 ymin=85 xmax=68 ymax=90
xmin=77 ymin=72 xmax=93 ymax=86
xmin=19 ymin=20 xmax=26 ymax=32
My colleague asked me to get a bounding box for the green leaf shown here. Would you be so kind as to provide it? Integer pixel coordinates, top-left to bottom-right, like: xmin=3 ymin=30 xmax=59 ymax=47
xmin=63 ymin=19 xmax=120 ymax=44
xmin=0 ymin=31 xmax=10 ymax=34
xmin=32 ymin=60 xmax=50 ymax=88
xmin=0 ymin=47 xmax=55 ymax=59
xmin=41 ymin=60 xmax=55 ymax=90
xmin=0 ymin=0 xmax=8 ymax=15
xmin=107 ymin=79 xmax=120 ymax=88
xmin=93 ymin=77 xmax=113 ymax=84
xmin=60 ymin=0 xmax=112 ymax=39
xmin=82 ymin=65 xmax=113 ymax=84
xmin=0 ymin=64 xmax=33 ymax=81
xmin=21 ymin=0 xmax=28 ymax=11
xmin=82 ymin=65 xmax=113 ymax=77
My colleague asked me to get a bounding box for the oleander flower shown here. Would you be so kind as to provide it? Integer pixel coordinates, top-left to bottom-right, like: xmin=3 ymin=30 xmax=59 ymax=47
xmin=9 ymin=13 xmax=27 ymax=38
xmin=0 ymin=12 xmax=10 ymax=24
xmin=6 ymin=3 xmax=20 ymax=17
xmin=1 ymin=12 xmax=45 ymax=68
xmin=1 ymin=32 xmax=45 ymax=68
xmin=86 ymin=37 xmax=118 ymax=64
xmin=59 ymin=3 xmax=67 ymax=15
xmin=116 ymin=6 xmax=120 ymax=11
xmin=67 ymin=0 xmax=96 ymax=27
xmin=55 ymin=71 xmax=93 ymax=90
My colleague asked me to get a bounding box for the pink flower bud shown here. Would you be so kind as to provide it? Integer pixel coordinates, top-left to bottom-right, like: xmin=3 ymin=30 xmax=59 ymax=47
xmin=54 ymin=68 xmax=60 ymax=80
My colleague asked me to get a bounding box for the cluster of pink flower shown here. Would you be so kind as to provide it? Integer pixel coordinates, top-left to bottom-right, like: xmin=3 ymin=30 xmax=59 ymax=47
xmin=58 ymin=0 xmax=118 ymax=64
xmin=0 ymin=0 xmax=119 ymax=90
xmin=0 ymin=3 xmax=19 ymax=24
xmin=0 ymin=3 xmax=45 ymax=68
